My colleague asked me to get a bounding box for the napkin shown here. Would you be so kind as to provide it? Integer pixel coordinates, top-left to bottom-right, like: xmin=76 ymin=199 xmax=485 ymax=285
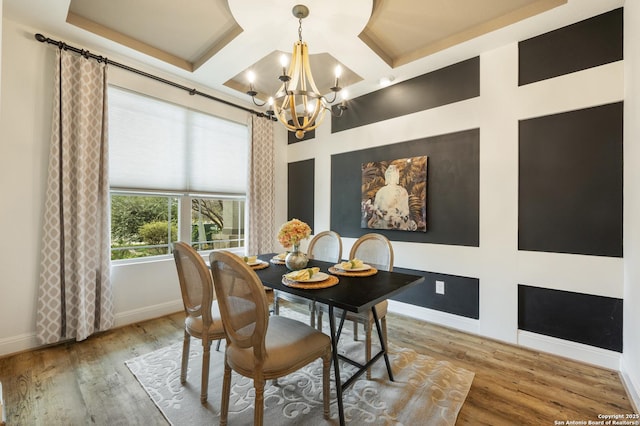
xmin=275 ymin=252 xmax=288 ymax=260
xmin=339 ymin=258 xmax=365 ymax=270
xmin=243 ymin=255 xmax=258 ymax=264
xmin=285 ymin=267 xmax=320 ymax=281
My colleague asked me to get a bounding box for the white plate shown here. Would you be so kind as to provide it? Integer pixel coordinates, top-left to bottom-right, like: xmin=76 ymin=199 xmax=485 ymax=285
xmin=285 ymin=271 xmax=329 ymax=283
xmin=246 ymin=260 xmax=264 ymax=266
xmin=272 ymin=255 xmax=287 ymax=261
xmin=334 ymin=263 xmax=372 ymax=272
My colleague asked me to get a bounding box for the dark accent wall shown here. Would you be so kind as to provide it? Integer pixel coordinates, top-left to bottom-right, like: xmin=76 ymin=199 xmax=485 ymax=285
xmin=287 ymin=159 xmax=315 ymax=230
xmin=392 ymin=267 xmax=479 ymax=319
xmin=331 ymin=57 xmax=480 ymax=133
xmin=330 ymin=129 xmax=479 ymax=246
xmin=518 ymin=102 xmax=623 ymax=257
xmin=518 ymin=7 xmax=623 ymax=86
xmin=518 ymin=285 xmax=623 ymax=352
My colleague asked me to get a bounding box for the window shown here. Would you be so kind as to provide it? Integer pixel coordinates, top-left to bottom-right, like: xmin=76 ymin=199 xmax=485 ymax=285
xmin=108 ymin=86 xmax=249 ymax=261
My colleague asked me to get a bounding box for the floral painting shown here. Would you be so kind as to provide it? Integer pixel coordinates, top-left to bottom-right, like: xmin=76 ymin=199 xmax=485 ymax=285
xmin=361 ymin=156 xmax=427 ymax=232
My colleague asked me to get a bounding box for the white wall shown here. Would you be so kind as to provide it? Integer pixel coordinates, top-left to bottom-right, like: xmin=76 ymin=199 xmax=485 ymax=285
xmin=0 ymin=18 xmax=288 ymax=354
xmin=0 ymin=2 xmax=638 ymax=410
xmin=623 ymin=0 xmax=640 ymax=413
xmin=287 ymin=8 xmax=626 ymax=372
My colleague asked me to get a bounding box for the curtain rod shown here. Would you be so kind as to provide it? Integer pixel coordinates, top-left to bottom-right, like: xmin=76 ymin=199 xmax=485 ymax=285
xmin=34 ymin=33 xmax=275 ymax=121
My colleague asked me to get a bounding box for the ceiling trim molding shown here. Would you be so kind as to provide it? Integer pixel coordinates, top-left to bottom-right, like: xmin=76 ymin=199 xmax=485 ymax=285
xmin=66 ymin=11 xmax=194 ymax=72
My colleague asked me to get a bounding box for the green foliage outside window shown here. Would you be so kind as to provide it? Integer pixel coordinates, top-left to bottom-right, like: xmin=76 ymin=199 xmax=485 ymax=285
xmin=111 ymin=194 xmax=244 ymax=260
xmin=111 ymin=195 xmax=178 ymax=260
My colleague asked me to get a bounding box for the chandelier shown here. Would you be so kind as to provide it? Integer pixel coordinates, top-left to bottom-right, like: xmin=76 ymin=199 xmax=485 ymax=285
xmin=247 ymin=4 xmax=347 ymax=139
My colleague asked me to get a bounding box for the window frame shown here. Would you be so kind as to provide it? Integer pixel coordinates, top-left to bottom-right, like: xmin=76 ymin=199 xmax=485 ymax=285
xmin=110 ymin=190 xmax=246 ymax=264
xmin=107 ymin=85 xmax=250 ymax=264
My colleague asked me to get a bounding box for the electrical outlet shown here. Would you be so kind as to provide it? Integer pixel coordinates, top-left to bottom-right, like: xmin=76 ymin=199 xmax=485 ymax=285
xmin=435 ymin=280 xmax=445 ymax=295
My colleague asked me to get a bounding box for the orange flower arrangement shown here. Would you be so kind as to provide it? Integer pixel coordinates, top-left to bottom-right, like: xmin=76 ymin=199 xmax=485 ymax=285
xmin=277 ymin=218 xmax=312 ymax=249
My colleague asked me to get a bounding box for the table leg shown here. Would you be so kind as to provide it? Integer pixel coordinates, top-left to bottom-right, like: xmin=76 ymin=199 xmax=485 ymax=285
xmin=329 ymin=305 xmax=345 ymax=426
xmin=372 ymin=306 xmax=394 ymax=382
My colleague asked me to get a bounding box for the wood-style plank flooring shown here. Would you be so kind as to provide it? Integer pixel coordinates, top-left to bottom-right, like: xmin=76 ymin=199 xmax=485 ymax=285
xmin=0 ymin=300 xmax=636 ymax=425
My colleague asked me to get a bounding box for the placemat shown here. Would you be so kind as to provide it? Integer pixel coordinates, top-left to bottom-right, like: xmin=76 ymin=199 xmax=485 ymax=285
xmin=328 ymin=266 xmax=378 ymax=277
xmin=250 ymin=261 xmax=269 ymax=270
xmin=281 ymin=274 xmax=340 ymax=289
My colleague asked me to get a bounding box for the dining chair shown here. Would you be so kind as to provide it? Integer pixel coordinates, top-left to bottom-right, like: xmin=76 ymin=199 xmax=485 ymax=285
xmin=273 ymin=231 xmax=342 ymax=327
xmin=209 ymin=250 xmax=332 ymax=426
xmin=172 ymin=241 xmax=226 ymax=404
xmin=318 ymin=232 xmax=394 ymax=379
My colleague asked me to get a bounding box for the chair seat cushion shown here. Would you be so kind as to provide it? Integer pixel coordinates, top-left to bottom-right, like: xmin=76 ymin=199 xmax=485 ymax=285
xmin=185 ymin=302 xmax=225 ymax=338
xmin=227 ymin=316 xmax=330 ymax=375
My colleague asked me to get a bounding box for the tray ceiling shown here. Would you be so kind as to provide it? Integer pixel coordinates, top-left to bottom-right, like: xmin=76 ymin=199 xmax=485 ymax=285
xmin=63 ymin=0 xmax=566 ymax=99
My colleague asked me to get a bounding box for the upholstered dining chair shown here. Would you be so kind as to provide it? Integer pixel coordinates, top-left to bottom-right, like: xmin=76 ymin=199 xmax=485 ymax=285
xmin=172 ymin=241 xmax=226 ymax=404
xmin=209 ymin=250 xmax=332 ymax=426
xmin=318 ymin=232 xmax=394 ymax=379
xmin=273 ymin=231 xmax=342 ymax=326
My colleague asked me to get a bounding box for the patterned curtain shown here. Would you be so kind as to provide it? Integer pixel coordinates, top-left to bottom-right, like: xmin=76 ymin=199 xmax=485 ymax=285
xmin=247 ymin=115 xmax=276 ymax=255
xmin=36 ymin=48 xmax=114 ymax=344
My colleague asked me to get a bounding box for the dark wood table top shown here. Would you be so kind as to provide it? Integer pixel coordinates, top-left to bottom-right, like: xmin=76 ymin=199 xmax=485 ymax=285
xmin=256 ymin=253 xmax=425 ymax=313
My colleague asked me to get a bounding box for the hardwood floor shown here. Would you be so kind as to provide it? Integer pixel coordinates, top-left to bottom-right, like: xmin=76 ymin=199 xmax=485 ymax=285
xmin=0 ymin=301 xmax=635 ymax=425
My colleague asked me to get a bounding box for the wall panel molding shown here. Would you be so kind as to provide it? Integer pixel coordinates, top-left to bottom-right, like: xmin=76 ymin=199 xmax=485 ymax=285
xmin=519 ymin=7 xmax=623 ymax=86
xmin=331 ymin=129 xmax=479 ymax=246
xmin=332 ymin=57 xmax=480 ymax=133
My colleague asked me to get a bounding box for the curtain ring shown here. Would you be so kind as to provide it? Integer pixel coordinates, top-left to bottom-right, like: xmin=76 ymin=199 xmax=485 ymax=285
xmin=189 ymin=88 xmax=197 ymax=96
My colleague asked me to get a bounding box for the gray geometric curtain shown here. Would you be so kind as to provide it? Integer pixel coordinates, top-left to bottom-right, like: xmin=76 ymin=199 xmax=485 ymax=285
xmin=247 ymin=115 xmax=276 ymax=255
xmin=36 ymin=48 xmax=114 ymax=344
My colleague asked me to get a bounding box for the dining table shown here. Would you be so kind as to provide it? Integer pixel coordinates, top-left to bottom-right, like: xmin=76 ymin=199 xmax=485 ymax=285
xmin=253 ymin=253 xmax=425 ymax=426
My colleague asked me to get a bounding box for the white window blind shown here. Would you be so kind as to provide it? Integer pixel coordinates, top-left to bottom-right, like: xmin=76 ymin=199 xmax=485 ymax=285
xmin=108 ymin=86 xmax=249 ymax=194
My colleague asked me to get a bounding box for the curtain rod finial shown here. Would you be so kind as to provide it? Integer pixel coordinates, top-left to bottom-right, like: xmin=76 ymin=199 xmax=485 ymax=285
xmin=35 ymin=33 xmax=47 ymax=43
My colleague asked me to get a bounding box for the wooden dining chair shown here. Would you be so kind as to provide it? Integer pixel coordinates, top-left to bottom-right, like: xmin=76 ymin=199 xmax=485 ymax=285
xmin=273 ymin=231 xmax=342 ymax=327
xmin=209 ymin=250 xmax=332 ymax=426
xmin=318 ymin=233 xmax=394 ymax=379
xmin=172 ymin=241 xmax=226 ymax=404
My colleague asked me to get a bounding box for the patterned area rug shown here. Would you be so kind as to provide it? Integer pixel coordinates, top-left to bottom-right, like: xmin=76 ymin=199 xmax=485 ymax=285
xmin=126 ymin=313 xmax=474 ymax=425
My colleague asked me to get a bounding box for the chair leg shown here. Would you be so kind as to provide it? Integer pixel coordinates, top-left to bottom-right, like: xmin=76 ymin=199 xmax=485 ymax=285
xmin=317 ymin=310 xmax=323 ymax=331
xmin=353 ymin=319 xmax=359 ymax=341
xmin=254 ymin=378 xmax=265 ymax=426
xmin=220 ymin=362 xmax=232 ymax=426
xmin=273 ymin=292 xmax=280 ymax=315
xmin=309 ymin=301 xmax=316 ymax=328
xmin=216 ymin=339 xmax=222 ymax=351
xmin=322 ymin=351 xmax=331 ymax=419
xmin=180 ymin=331 xmax=190 ymax=384
xmin=365 ymin=320 xmax=372 ymax=380
xmin=201 ymin=338 xmax=212 ymax=403
xmin=381 ymin=316 xmax=388 ymax=350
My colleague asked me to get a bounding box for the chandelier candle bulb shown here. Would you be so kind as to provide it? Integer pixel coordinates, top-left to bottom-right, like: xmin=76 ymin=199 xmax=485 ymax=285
xmin=279 ymin=54 xmax=289 ymax=77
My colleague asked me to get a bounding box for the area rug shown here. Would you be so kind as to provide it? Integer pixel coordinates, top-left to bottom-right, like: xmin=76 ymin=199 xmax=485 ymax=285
xmin=125 ymin=314 xmax=474 ymax=425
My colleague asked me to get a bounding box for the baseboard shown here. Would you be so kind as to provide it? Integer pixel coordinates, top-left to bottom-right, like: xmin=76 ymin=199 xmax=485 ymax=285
xmin=388 ymin=300 xmax=480 ymax=335
xmin=113 ymin=299 xmax=183 ymax=328
xmin=518 ymin=330 xmax=621 ymax=370
xmin=0 ymin=332 xmax=38 ymax=358
xmin=620 ymin=359 xmax=640 ymax=413
xmin=0 ymin=300 xmax=183 ymax=358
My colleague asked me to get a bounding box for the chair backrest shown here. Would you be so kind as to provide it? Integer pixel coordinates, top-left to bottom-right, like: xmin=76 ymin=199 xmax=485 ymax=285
xmin=349 ymin=233 xmax=394 ymax=272
xmin=173 ymin=241 xmax=214 ymax=325
xmin=209 ymin=250 xmax=269 ymax=358
xmin=307 ymin=231 xmax=343 ymax=263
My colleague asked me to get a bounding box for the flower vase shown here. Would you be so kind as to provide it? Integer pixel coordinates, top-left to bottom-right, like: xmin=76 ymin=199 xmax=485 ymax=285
xmin=285 ymin=244 xmax=308 ymax=271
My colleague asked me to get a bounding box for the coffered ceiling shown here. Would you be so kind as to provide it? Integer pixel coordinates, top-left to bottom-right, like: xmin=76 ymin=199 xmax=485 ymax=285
xmin=3 ymin=0 xmax=624 ymax=105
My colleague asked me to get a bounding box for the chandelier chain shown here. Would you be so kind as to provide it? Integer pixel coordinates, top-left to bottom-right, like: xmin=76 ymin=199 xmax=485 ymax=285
xmin=298 ymin=18 xmax=303 ymax=42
